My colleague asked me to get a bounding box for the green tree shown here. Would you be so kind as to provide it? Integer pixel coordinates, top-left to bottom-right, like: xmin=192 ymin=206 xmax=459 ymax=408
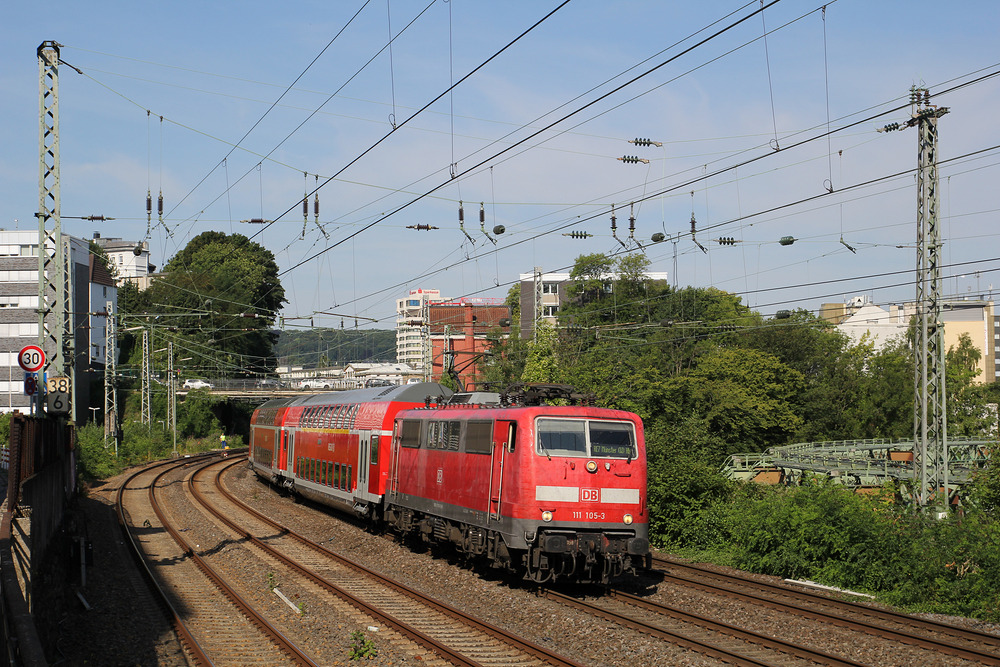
xmin=657 ymin=347 xmax=805 ymax=461
xmin=946 ymin=332 xmax=992 ymax=436
xmin=520 ymin=321 xmax=560 ymax=384
xmin=138 ymin=232 xmax=286 ymax=376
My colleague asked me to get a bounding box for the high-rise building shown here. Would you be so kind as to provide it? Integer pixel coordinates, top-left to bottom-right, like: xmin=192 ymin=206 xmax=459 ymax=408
xmin=395 ymin=289 xmax=445 ymax=371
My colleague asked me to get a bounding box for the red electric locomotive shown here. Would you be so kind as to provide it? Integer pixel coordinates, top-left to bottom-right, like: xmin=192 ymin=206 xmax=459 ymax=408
xmin=249 ymin=382 xmax=650 ymax=583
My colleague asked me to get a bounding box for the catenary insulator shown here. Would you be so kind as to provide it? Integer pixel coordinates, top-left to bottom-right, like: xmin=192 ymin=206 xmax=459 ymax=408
xmin=157 ymin=192 xmax=164 ymax=217
xmin=479 ymin=203 xmax=485 ymax=224
xmin=146 ymin=191 xmax=152 ymax=217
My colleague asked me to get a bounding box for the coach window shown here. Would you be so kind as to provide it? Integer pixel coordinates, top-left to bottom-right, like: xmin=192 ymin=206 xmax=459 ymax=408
xmin=370 ymin=435 xmax=380 ymax=464
xmin=400 ymin=419 xmax=421 ymax=448
xmin=465 ymin=421 xmax=493 ymax=454
xmin=347 ymin=404 xmax=359 ymax=428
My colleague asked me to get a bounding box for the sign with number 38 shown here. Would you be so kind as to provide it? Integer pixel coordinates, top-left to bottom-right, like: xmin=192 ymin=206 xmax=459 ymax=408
xmin=46 ymin=376 xmax=71 ymax=415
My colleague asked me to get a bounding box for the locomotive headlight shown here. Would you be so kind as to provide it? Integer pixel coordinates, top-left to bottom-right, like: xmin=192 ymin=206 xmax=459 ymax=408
xmin=586 ymin=460 xmax=598 ymax=473
xmin=541 ymin=510 xmax=553 ymax=522
xmin=623 ymin=513 xmax=634 ymax=525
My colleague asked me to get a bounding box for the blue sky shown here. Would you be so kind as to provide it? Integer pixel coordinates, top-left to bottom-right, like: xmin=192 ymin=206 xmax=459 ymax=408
xmin=2 ymin=1 xmax=999 ymax=332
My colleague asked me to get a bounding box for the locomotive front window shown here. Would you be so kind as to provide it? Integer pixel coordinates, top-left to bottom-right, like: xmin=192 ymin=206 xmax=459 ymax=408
xmin=589 ymin=421 xmax=635 ymax=459
xmin=536 ymin=418 xmax=636 ymax=459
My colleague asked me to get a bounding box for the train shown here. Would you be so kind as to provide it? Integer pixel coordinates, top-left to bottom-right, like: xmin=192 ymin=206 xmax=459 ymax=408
xmin=248 ymin=382 xmax=650 ymax=584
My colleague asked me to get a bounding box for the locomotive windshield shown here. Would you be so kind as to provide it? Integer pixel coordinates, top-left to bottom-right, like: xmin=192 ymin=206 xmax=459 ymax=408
xmin=535 ymin=418 xmax=636 ymax=459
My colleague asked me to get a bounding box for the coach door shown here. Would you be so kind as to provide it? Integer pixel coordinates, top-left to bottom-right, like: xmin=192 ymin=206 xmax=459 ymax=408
xmin=277 ymin=428 xmax=288 ymax=471
xmin=356 ymin=430 xmax=372 ymax=501
xmin=488 ymin=421 xmax=515 ymax=523
xmin=285 ymin=430 xmax=295 ymax=474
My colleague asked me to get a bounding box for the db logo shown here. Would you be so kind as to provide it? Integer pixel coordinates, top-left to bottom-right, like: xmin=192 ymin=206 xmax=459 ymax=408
xmin=581 ymin=488 xmax=599 ymax=502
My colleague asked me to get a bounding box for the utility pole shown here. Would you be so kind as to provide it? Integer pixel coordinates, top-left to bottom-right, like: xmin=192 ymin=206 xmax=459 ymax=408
xmin=104 ymin=301 xmax=118 ymax=455
xmin=881 ymin=87 xmax=950 ymax=511
xmin=37 ymin=40 xmax=74 ymax=418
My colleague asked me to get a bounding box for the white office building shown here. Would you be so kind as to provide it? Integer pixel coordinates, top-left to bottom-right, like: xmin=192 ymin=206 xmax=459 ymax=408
xmin=396 ymin=289 xmax=446 ymax=370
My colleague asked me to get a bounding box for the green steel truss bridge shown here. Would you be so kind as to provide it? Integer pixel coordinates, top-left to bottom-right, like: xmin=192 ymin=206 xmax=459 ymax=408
xmin=722 ymin=437 xmax=996 ymax=498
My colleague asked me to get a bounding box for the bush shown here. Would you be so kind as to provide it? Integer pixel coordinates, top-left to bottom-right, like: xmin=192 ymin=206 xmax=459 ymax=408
xmin=729 ymin=480 xmax=908 ymax=588
xmin=76 ymin=423 xmax=125 ymax=481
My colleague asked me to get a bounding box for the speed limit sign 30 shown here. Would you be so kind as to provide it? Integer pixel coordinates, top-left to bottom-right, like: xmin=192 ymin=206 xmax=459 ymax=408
xmin=18 ymin=345 xmax=45 ymax=373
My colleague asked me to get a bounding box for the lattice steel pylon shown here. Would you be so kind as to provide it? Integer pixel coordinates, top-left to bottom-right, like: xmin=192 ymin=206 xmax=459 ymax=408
xmin=421 ymin=299 xmax=431 ymax=383
xmin=37 ymin=40 xmax=73 ymax=417
xmin=104 ymin=301 xmax=118 ymax=454
xmin=141 ymin=328 xmax=151 ymax=425
xmin=167 ymin=341 xmax=177 ymax=456
xmin=533 ymin=266 xmax=543 ymax=341
xmin=909 ymin=89 xmax=950 ymax=510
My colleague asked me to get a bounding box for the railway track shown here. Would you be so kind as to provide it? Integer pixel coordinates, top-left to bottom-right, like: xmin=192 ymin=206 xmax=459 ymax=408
xmin=118 ymin=455 xmax=316 ymax=665
xmin=643 ymin=555 xmax=1000 ymax=666
xmin=118 ymin=454 xmax=1000 ymax=667
xmin=199 ymin=456 xmax=585 ymax=666
xmin=543 ymin=587 xmax=867 ymax=667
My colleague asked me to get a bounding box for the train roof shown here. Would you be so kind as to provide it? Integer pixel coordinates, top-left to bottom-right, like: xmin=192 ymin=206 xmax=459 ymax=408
xmin=253 ymin=382 xmax=453 ymax=413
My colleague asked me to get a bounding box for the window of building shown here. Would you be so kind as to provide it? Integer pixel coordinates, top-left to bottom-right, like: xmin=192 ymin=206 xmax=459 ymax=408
xmin=543 ymin=305 xmax=559 ymax=317
xmin=542 ymin=282 xmax=559 ymax=295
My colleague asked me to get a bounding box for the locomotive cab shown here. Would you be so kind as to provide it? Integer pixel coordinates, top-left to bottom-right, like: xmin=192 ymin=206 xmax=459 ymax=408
xmin=517 ymin=413 xmax=650 ymax=583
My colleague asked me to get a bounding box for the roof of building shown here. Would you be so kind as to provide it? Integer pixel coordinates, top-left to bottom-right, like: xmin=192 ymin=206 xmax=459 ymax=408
xmin=89 ymin=254 xmax=117 ymax=287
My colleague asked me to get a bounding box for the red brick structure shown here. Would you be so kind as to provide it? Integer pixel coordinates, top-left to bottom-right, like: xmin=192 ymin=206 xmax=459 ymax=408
xmin=427 ymin=299 xmax=511 ymax=389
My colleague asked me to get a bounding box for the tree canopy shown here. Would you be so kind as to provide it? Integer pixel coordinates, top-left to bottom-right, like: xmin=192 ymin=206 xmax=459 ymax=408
xmin=122 ymin=231 xmax=286 ymax=377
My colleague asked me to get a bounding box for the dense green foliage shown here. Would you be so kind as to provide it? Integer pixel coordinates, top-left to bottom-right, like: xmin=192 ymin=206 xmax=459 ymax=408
xmin=481 ymin=252 xmax=1000 ymax=620
xmin=75 ymin=389 xmax=246 ymax=482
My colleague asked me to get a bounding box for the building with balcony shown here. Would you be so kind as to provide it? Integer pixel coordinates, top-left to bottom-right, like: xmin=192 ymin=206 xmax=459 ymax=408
xmin=395 ymin=288 xmax=446 ymax=370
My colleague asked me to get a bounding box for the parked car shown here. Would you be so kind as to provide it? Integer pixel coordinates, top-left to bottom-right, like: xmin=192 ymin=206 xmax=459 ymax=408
xmin=256 ymin=378 xmax=281 ymax=389
xmin=298 ymin=378 xmax=332 ymax=390
xmin=183 ymin=379 xmax=213 ymax=390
